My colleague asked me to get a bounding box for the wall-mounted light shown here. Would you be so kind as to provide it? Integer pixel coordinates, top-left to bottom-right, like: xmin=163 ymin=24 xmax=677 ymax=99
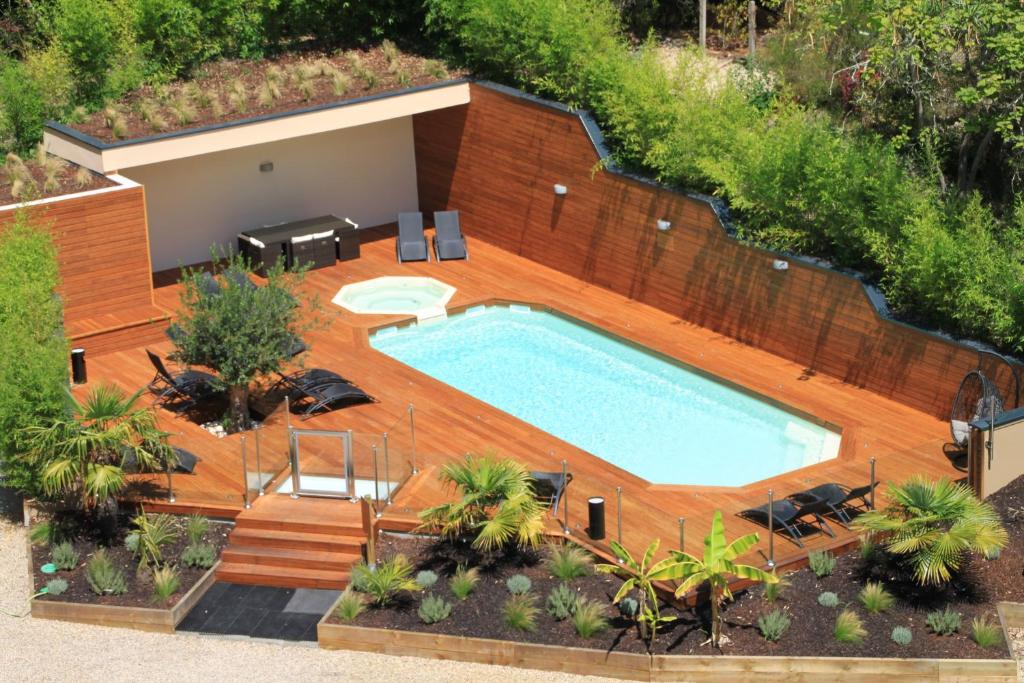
xmin=259 ymin=161 xmax=274 ymax=173
xmin=553 ymin=183 xmax=568 ymax=196
xmin=772 ymin=259 xmax=789 ymax=271
xmin=656 ymin=219 xmax=672 ymax=232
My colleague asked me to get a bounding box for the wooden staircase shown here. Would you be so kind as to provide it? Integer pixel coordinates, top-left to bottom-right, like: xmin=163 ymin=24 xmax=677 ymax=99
xmin=216 ymin=494 xmax=367 ymax=590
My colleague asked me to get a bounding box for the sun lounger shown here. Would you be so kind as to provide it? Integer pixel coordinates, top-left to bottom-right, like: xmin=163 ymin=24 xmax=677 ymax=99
xmin=145 ymin=349 xmax=220 ymax=410
xmin=787 ymin=482 xmax=877 ymax=527
xmin=738 ymin=497 xmax=836 ymax=548
xmin=396 ymin=212 xmax=429 ymax=263
xmin=289 ymin=378 xmax=374 ymax=419
xmin=433 ymin=210 xmax=468 ymax=260
xmin=530 ymin=470 xmax=573 ymax=514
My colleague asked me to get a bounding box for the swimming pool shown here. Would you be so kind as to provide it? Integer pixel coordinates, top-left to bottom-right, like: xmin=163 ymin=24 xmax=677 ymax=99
xmin=370 ymin=304 xmax=840 ymax=487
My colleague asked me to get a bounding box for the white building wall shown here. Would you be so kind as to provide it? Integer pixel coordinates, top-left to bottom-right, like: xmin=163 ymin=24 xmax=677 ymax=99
xmin=125 ymin=116 xmax=418 ymax=271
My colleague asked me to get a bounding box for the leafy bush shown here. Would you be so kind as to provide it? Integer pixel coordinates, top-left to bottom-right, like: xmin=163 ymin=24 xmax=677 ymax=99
xmin=757 ymin=609 xmax=791 ymax=642
xmin=971 ymin=616 xmax=1003 ymax=649
xmin=184 ymin=515 xmax=209 ymax=546
xmin=415 ymin=570 xmax=438 ymax=589
xmin=131 ymin=512 xmax=178 ymax=570
xmin=333 ymin=588 xmax=366 ymax=621
xmin=180 ymin=543 xmax=216 ymax=569
xmin=52 ymin=0 xmax=144 ymax=104
xmin=505 ymin=574 xmax=531 ymax=595
xmin=86 ymin=549 xmax=127 ymax=595
xmin=545 ymin=583 xmax=579 ymax=620
xmin=151 ymin=565 xmax=181 ymax=602
xmin=545 ymin=543 xmax=592 ymax=581
xmin=807 ymin=550 xmax=837 ymax=578
xmin=50 ymin=542 xmax=79 ymax=571
xmin=571 ymin=598 xmax=608 ymax=638
xmin=135 ymin=0 xmax=205 ymax=78
xmin=45 ymin=578 xmax=68 ymax=596
xmin=350 ymin=555 xmax=418 ymax=606
xmin=926 ymin=607 xmax=962 ymax=636
xmin=0 ymin=59 xmax=46 ymax=153
xmin=449 ymin=565 xmax=480 ymax=600
xmin=417 ymin=595 xmax=453 ymax=624
xmin=891 ymin=625 xmax=913 ymax=646
xmin=817 ymin=591 xmax=839 ymax=608
xmin=503 ymin=594 xmax=539 ymax=632
xmin=833 ymin=609 xmax=867 ymax=644
xmin=858 ymin=582 xmax=895 ymax=614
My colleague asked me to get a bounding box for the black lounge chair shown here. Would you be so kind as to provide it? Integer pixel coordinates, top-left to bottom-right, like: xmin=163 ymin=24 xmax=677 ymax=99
xmin=122 ymin=446 xmax=199 ymax=474
xmin=787 ymin=482 xmax=877 ymax=527
xmin=396 ymin=212 xmax=429 ymax=263
xmin=433 ymin=210 xmax=468 ymax=260
xmin=290 ymin=379 xmax=373 ymax=419
xmin=738 ymin=497 xmax=836 ymax=548
xmin=146 ymin=349 xmax=220 ymax=409
xmin=531 ymin=470 xmax=573 ymax=514
xmin=271 ymin=367 xmax=348 ymax=395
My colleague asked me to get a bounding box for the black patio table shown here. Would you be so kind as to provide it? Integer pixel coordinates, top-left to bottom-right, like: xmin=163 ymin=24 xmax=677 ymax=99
xmin=238 ymin=215 xmax=346 ymax=274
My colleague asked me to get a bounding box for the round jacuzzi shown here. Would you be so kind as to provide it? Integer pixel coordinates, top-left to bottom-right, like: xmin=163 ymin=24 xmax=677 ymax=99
xmin=332 ymin=276 xmax=456 ymax=318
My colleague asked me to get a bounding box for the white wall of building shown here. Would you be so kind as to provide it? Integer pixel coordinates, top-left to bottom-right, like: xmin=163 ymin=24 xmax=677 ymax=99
xmin=125 ymin=116 xmax=419 ymax=271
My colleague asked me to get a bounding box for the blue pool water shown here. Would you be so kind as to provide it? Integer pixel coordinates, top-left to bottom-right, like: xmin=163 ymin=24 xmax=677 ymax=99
xmin=370 ymin=305 xmax=840 ymax=487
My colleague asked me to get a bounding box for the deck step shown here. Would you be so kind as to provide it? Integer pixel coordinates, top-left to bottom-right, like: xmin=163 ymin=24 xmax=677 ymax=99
xmin=233 ymin=516 xmax=364 ymax=537
xmin=215 ymin=561 xmax=349 ymax=590
xmin=227 ymin=527 xmax=365 ymax=553
xmin=221 ymin=546 xmax=360 ymax=572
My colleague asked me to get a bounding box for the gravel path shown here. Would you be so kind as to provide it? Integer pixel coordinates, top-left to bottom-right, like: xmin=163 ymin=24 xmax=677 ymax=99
xmin=0 ymin=520 xmax=611 ymax=683
xmin=1008 ymin=628 xmax=1024 ymax=681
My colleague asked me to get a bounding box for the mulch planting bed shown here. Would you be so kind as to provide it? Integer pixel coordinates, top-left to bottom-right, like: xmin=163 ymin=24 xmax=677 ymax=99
xmin=1 ymin=162 xmax=114 ymax=206
xmin=71 ymin=46 xmax=467 ymax=144
xmin=31 ymin=516 xmax=229 ymax=608
xmin=331 ymin=475 xmax=1024 ymax=659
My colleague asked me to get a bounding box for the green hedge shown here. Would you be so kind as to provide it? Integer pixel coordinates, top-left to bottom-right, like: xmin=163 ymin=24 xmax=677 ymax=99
xmin=426 ymin=0 xmax=1024 ymax=354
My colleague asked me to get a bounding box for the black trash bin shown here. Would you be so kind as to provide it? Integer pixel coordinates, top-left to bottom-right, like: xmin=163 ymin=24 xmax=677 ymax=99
xmin=587 ymin=496 xmax=605 ymax=540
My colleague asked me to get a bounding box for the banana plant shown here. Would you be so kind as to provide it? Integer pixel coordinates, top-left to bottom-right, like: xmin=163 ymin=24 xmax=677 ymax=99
xmin=670 ymin=510 xmax=777 ymax=647
xmin=596 ymin=538 xmax=687 ymax=647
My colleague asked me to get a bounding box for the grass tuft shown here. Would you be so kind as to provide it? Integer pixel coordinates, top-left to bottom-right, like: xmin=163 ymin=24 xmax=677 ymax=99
xmin=333 ymin=587 xmax=366 ymax=621
xmin=971 ymin=616 xmax=1003 ymax=649
xmin=858 ymin=581 xmax=894 ymax=614
xmin=808 ymin=549 xmax=837 ymax=578
xmin=757 ymin=608 xmax=791 ymax=642
xmin=503 ymin=594 xmax=539 ymax=632
xmin=833 ymin=608 xmax=867 ymax=644
xmin=571 ymin=598 xmax=609 ymax=638
xmin=546 ymin=543 xmax=592 ymax=581
xmin=449 ymin=565 xmax=480 ymax=600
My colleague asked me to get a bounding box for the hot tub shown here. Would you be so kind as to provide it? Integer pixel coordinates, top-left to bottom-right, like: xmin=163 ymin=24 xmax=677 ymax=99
xmin=332 ymin=276 xmax=456 ymax=320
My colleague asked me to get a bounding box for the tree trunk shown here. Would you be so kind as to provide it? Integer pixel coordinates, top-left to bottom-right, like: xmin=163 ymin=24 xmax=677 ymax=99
xmin=228 ymin=384 xmax=250 ymax=432
xmin=748 ymin=2 xmax=757 ymax=58
xmin=699 ymin=0 xmax=707 ymax=52
xmin=711 ymin=590 xmax=721 ymax=646
xmin=963 ymin=129 xmax=994 ymax=193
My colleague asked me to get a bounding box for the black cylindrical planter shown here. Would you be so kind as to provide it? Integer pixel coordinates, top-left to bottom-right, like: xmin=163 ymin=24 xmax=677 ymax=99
xmin=587 ymin=496 xmax=606 ymax=541
xmin=70 ymin=348 xmax=87 ymax=385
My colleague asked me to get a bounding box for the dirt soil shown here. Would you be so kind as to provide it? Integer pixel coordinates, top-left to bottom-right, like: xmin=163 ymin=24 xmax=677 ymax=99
xmin=332 ymin=475 xmax=1024 ymax=659
xmin=1 ymin=161 xmax=114 ymax=206
xmin=72 ymin=46 xmax=466 ymax=144
xmin=31 ymin=516 xmax=229 ymax=608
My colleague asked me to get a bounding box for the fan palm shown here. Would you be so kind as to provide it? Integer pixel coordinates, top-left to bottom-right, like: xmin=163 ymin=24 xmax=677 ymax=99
xmin=20 ymin=384 xmax=175 ymax=513
xmin=417 ymin=452 xmax=546 ymax=551
xmin=670 ymin=510 xmax=777 ymax=647
xmin=853 ymin=476 xmax=1007 ymax=586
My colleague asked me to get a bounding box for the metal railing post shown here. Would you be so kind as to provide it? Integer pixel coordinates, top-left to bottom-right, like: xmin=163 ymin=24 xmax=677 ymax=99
xmin=615 ymin=486 xmax=623 ymax=562
xmin=678 ymin=517 xmax=685 ymax=553
xmin=254 ymin=423 xmax=264 ymax=496
xmin=241 ymin=435 xmax=251 ymax=509
xmin=869 ymin=457 xmax=877 ymax=510
xmin=989 ymin=398 xmax=996 ymax=468
xmin=344 ymin=430 xmax=356 ymax=502
xmin=372 ymin=444 xmax=382 ymax=518
xmin=289 ymin=428 xmax=300 ymax=499
xmin=383 ymin=433 xmax=392 ymax=505
xmin=561 ymin=459 xmax=570 ymax=535
xmin=408 ymin=404 xmax=418 ymax=474
xmin=766 ymin=489 xmax=775 ymax=569
xmin=166 ymin=462 xmax=175 ymax=503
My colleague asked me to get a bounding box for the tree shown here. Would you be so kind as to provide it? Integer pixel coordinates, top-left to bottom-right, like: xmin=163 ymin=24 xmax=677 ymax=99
xmin=853 ymin=476 xmax=1007 ymax=586
xmin=170 ymin=253 xmax=317 ymax=431
xmin=670 ymin=510 xmax=777 ymax=647
xmin=417 ymin=452 xmax=547 ymax=551
xmin=20 ymin=384 xmax=174 ymax=514
xmin=0 ymin=209 xmax=68 ymax=497
xmin=595 ymin=538 xmax=685 ymax=647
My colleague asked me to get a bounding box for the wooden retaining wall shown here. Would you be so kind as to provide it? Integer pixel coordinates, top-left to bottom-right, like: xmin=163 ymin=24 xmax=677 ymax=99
xmin=413 ymin=83 xmax=1011 ymax=420
xmin=317 ymin=615 xmax=1017 ymax=682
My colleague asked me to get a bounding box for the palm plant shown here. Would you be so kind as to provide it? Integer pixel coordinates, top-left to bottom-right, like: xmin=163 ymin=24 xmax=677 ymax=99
xmin=853 ymin=477 xmax=1007 ymax=586
xmin=21 ymin=385 xmax=175 ymax=514
xmin=596 ymin=539 xmax=686 ymax=647
xmin=417 ymin=453 xmax=546 ymax=551
xmin=670 ymin=511 xmax=777 ymax=647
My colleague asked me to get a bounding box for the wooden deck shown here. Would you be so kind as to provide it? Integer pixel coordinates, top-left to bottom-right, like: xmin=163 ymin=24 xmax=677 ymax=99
xmin=87 ymin=228 xmax=955 ymax=570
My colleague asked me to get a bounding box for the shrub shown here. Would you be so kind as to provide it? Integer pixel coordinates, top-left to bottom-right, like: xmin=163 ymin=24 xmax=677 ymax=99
xmin=333 ymin=588 xmax=366 ymax=621
xmin=926 ymin=607 xmax=962 ymax=636
xmin=545 ymin=583 xmax=579 ymax=620
xmin=51 ymin=542 xmax=79 ymax=571
xmin=618 ymin=596 xmax=639 ymax=618
xmin=757 ymin=609 xmax=791 ymax=642
xmin=53 ymin=0 xmax=143 ymax=103
xmin=131 ymin=512 xmax=178 ymax=569
xmin=180 ymin=543 xmax=217 ymax=569
xmin=135 ymin=0 xmax=205 ymax=78
xmin=418 ymin=595 xmax=453 ymax=624
xmin=449 ymin=565 xmax=480 ymax=600
xmin=503 ymin=594 xmax=539 ymax=632
xmin=86 ymin=550 xmax=127 ymax=595
xmin=572 ymin=598 xmax=609 ymax=637
xmin=833 ymin=609 xmax=867 ymax=644
xmin=151 ymin=565 xmax=181 ymax=602
xmin=546 ymin=543 xmax=592 ymax=581
xmin=971 ymin=616 xmax=1003 ymax=649
xmin=350 ymin=555 xmax=418 ymax=606
xmin=858 ymin=582 xmax=895 ymax=614
xmin=415 ymin=570 xmax=438 ymax=589
xmin=124 ymin=532 xmax=140 ymax=555
xmin=45 ymin=578 xmax=68 ymax=596
xmin=185 ymin=515 xmax=209 ymax=545
xmin=808 ymin=550 xmax=837 ymax=578
xmin=506 ymin=574 xmax=531 ymax=595
xmin=762 ymin=570 xmax=789 ymax=603
xmin=817 ymin=591 xmax=839 ymax=608
xmin=0 ymin=59 xmax=46 ymax=153
xmin=891 ymin=625 xmax=913 ymax=646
